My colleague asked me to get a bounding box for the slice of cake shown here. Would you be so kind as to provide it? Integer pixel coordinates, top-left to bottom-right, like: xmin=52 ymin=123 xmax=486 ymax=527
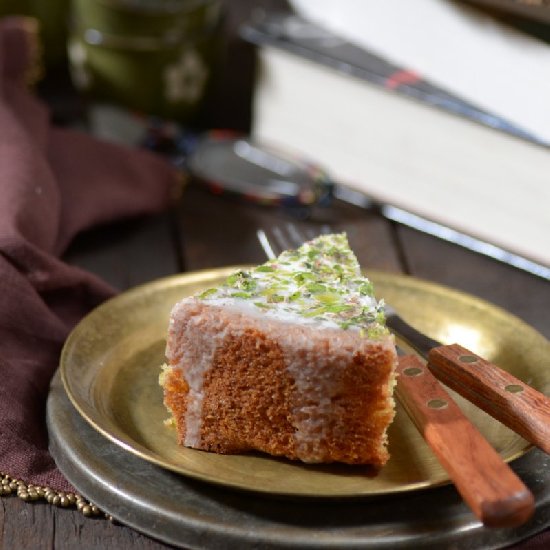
xmin=160 ymin=233 xmax=397 ymax=466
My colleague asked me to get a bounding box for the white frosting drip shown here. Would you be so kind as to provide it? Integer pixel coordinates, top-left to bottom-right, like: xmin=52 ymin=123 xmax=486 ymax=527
xmin=169 ymin=298 xmax=230 ymax=447
xmin=281 ymin=332 xmax=337 ymax=461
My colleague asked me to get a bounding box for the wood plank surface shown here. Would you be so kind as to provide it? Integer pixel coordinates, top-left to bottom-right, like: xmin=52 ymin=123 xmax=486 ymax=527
xmin=62 ymin=211 xmax=183 ymax=291
xmin=177 ymin=182 xmax=404 ymax=273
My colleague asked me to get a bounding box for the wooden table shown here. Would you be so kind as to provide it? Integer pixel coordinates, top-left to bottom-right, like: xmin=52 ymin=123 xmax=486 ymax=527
xmin=1 ymin=178 xmax=548 ymax=549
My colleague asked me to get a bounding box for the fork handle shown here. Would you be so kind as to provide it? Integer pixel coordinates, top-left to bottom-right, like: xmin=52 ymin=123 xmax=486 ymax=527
xmin=397 ymin=354 xmax=534 ymax=528
xmin=428 ymin=343 xmax=550 ymax=455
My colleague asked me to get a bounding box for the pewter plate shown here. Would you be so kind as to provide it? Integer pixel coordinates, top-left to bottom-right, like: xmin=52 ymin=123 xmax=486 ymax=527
xmin=59 ymin=268 xmax=550 ymax=498
xmin=47 ymin=370 xmax=550 ymax=549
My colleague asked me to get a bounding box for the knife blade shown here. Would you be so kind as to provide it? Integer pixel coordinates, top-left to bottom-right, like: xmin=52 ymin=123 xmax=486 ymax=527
xmin=395 ymin=351 xmax=534 ymax=528
xmin=386 ymin=304 xmax=550 ymax=455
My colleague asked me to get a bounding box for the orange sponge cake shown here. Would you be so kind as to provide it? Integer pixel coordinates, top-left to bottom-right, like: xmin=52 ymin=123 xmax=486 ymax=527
xmin=160 ymin=234 xmax=398 ymax=466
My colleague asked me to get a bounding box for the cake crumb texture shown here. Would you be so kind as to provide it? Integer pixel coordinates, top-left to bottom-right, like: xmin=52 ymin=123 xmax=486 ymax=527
xmin=163 ymin=300 xmax=396 ymax=466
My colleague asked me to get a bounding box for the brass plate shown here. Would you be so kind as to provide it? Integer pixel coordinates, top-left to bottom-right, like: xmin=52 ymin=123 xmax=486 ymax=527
xmin=60 ymin=268 xmax=550 ymax=498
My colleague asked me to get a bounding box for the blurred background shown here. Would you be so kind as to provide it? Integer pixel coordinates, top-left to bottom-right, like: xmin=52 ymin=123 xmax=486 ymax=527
xmin=0 ymin=0 xmax=550 ymax=144
xmin=0 ymin=0 xmax=292 ymax=133
xmin=4 ymin=0 xmax=548 ymax=134
xmin=1 ymin=0 xmax=549 ymax=272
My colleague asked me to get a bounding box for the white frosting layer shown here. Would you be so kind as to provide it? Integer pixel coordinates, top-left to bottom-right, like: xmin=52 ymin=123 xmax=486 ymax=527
xmin=198 ymin=233 xmax=385 ymax=332
xmin=206 ymin=295 xmax=344 ymax=329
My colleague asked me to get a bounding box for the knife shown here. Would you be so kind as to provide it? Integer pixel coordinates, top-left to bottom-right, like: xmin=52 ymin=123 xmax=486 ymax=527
xmin=395 ymin=351 xmax=534 ymax=528
xmin=386 ymin=304 xmax=550 ymax=455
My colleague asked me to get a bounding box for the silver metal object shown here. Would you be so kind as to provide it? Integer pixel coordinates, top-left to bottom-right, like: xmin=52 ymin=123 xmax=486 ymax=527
xmin=188 ymin=136 xmax=333 ymax=207
xmin=385 ymin=304 xmax=441 ymax=357
xmin=380 ymin=205 xmax=550 ymax=281
xmin=257 ymin=223 xmax=332 ymax=260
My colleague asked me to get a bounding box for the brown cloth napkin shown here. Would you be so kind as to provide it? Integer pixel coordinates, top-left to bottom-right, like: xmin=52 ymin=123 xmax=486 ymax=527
xmin=0 ymin=17 xmax=178 ymax=493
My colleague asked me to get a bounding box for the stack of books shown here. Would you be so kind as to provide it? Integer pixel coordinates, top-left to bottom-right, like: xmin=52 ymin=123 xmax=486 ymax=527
xmin=241 ymin=11 xmax=550 ymax=273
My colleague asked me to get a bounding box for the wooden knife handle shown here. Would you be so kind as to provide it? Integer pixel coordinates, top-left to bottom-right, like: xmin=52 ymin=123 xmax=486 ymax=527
xmin=396 ymin=354 xmax=534 ymax=528
xmin=428 ymin=343 xmax=550 ymax=455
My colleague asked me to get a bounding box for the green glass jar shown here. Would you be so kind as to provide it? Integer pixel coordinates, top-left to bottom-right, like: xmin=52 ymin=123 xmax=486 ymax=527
xmin=68 ymin=0 xmax=223 ymax=122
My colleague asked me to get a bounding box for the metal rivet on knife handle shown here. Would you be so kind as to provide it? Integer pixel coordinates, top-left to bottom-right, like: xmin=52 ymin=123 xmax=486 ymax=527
xmin=505 ymin=384 xmax=524 ymax=394
xmin=427 ymin=398 xmax=448 ymax=410
xmin=428 ymin=343 xmax=550 ymax=455
xmin=396 ymin=354 xmax=534 ymax=528
xmin=403 ymin=366 xmax=423 ymax=377
xmin=459 ymin=355 xmax=478 ymax=363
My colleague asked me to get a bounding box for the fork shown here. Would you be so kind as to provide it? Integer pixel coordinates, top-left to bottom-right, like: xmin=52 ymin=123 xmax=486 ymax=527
xmin=257 ymin=223 xmax=537 ymax=528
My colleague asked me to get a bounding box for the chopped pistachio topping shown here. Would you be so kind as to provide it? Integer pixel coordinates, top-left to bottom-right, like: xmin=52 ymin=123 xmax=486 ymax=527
xmin=199 ymin=233 xmax=387 ymax=335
